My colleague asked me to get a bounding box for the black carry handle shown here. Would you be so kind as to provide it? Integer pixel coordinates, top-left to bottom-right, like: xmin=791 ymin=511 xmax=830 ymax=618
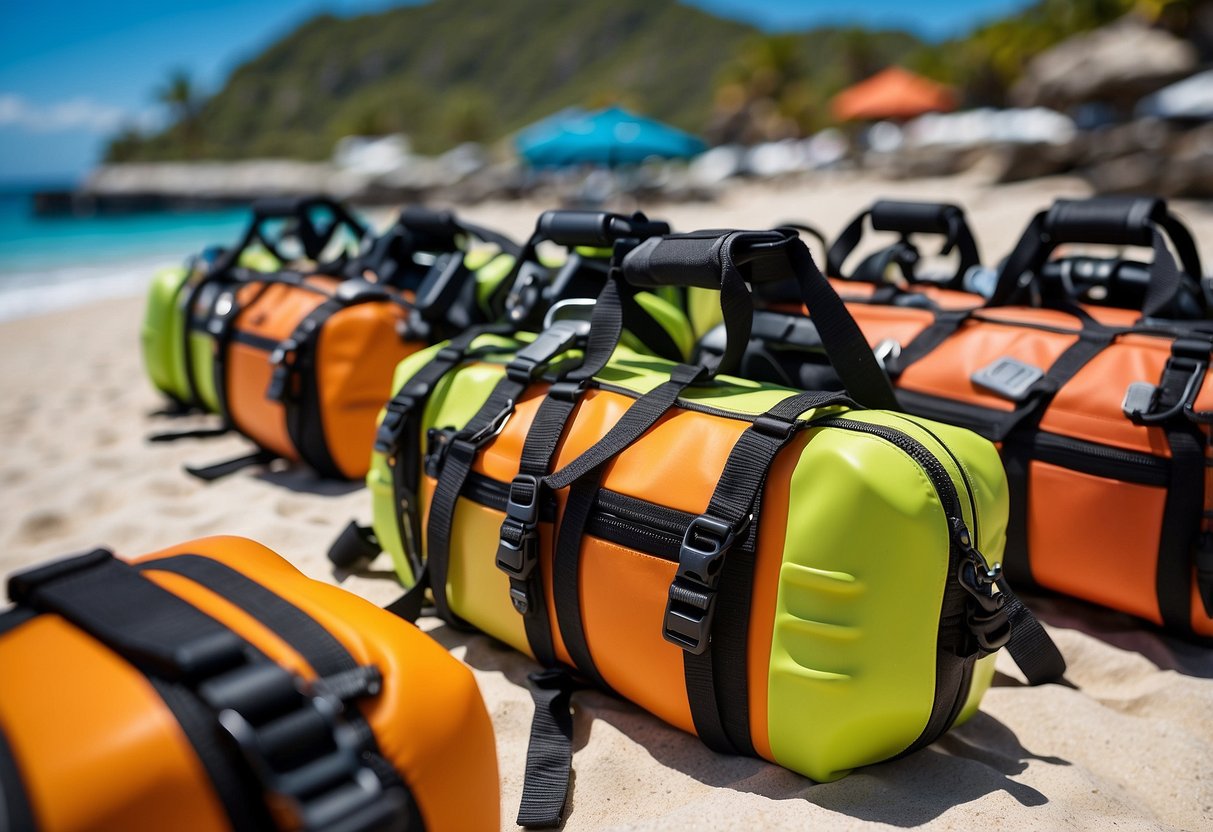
xmin=620 ymin=229 xmax=899 ymax=409
xmin=210 ymin=194 xmax=369 ymax=277
xmin=536 ymin=210 xmax=671 ymax=248
xmin=989 ymin=196 xmax=1204 ymax=318
xmin=491 ymin=210 xmax=671 ymax=322
xmin=396 ymin=206 xmax=521 ymax=258
xmin=826 ymin=200 xmax=981 ymax=290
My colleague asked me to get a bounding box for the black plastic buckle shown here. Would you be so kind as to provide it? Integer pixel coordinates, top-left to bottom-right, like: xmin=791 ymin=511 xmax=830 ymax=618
xmin=373 ymin=393 xmax=420 ymax=456
xmin=462 ymin=398 xmax=515 ymax=447
xmin=505 ymin=320 xmax=588 ymax=384
xmin=547 ymin=379 xmax=587 ymax=402
xmin=662 ymin=515 xmax=743 ymax=654
xmin=1126 ymin=345 xmax=1208 ymax=425
xmin=265 ymin=339 xmax=299 ymax=402
xmin=752 ymin=413 xmax=797 ymax=441
xmin=206 ymin=662 xmax=404 ymax=832
xmin=496 ymin=475 xmax=542 ymax=587
xmin=268 ymin=338 xmax=298 ymax=368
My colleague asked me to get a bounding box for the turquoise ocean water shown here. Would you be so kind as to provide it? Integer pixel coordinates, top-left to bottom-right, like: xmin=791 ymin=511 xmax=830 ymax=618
xmin=0 ymin=187 xmax=251 ymax=321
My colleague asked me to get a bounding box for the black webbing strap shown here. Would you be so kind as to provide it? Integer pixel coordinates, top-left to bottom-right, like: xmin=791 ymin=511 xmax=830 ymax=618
xmin=327 ymin=520 xmax=383 ymax=571
xmin=826 ymin=210 xmax=870 ymax=279
xmin=997 ymin=579 xmax=1067 ymax=684
xmin=185 ymin=449 xmax=278 ymax=482
xmin=7 ymin=550 xmax=411 ymax=832
xmin=427 ymin=379 xmax=523 ymax=627
xmin=516 ymin=669 xmax=583 ymax=829
xmin=1153 ymin=345 xmax=1209 ymax=630
xmin=514 ymin=363 xmax=715 ymax=828
xmin=494 ymin=289 xmax=629 ymax=663
xmin=0 ymin=708 xmax=36 ymax=832
xmin=137 ymin=555 xmax=361 ymax=678
xmin=852 ymin=241 xmax=919 ymax=287
xmin=1001 ymin=320 xmax=1120 ymax=575
xmin=669 ymin=391 xmax=854 ymax=755
xmin=148 ymin=424 xmax=231 ymax=443
xmin=378 ymin=327 xmax=500 ymax=583
xmin=426 ymin=325 xmax=586 ymax=628
xmin=543 ymin=365 xmax=707 ymax=491
xmin=888 ymin=309 xmax=970 ymax=378
xmin=497 ymin=385 xmax=581 ymax=668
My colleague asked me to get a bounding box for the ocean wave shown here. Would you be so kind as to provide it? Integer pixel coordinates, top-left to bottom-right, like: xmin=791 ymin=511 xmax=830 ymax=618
xmin=0 ymin=256 xmax=178 ymax=322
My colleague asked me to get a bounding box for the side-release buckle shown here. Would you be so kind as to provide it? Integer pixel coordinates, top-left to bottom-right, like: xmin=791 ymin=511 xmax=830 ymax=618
xmin=497 ymin=474 xmax=542 ymax=585
xmin=265 ymin=339 xmax=299 ymax=401
xmin=505 ymin=319 xmax=590 ymax=384
xmin=206 ymin=661 xmax=405 ymax=832
xmin=662 ymin=514 xmax=744 ymax=654
xmin=373 ymin=392 xmax=421 ymax=456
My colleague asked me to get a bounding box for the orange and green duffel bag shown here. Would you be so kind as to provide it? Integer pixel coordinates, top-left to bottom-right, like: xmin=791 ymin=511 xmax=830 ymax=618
xmin=341 ymin=227 xmax=1064 ymax=826
xmin=176 ymin=208 xmax=520 ymax=481
xmin=141 ymin=195 xmax=368 ymax=415
xmin=697 ymin=196 xmax=1213 ymax=640
xmin=0 ymin=536 xmax=498 ymax=831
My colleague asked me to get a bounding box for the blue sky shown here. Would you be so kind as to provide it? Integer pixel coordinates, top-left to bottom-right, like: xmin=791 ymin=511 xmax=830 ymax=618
xmin=0 ymin=0 xmax=1031 ymax=185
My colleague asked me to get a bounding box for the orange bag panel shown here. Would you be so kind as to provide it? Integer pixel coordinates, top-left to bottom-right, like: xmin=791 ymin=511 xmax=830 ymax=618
xmin=579 ymin=536 xmax=694 ymax=732
xmin=898 ymin=318 xmax=1078 ymax=412
xmin=827 ymin=278 xmax=983 ymax=312
xmin=139 ymin=537 xmax=500 ymax=832
xmin=746 ymin=430 xmax=812 ymax=762
xmin=0 ymin=616 xmax=230 ymax=832
xmin=1040 ymin=333 xmax=1199 ymax=455
xmin=0 ymin=537 xmax=499 ymax=832
xmin=1026 ymin=462 xmax=1168 ymax=625
xmin=314 ymin=304 xmax=417 ymax=478
xmin=454 ymin=382 xmax=793 ymax=746
xmin=223 ymin=279 xmax=335 ymax=460
xmin=223 ymin=340 xmax=297 ymax=459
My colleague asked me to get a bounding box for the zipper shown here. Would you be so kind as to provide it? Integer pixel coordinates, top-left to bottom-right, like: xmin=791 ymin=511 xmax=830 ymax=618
xmin=1014 ymin=431 xmax=1170 ymax=487
xmin=815 ymin=415 xmax=1000 ymax=750
xmin=460 ymin=469 xmax=698 ymax=561
xmin=229 ymin=329 xmax=280 ymax=352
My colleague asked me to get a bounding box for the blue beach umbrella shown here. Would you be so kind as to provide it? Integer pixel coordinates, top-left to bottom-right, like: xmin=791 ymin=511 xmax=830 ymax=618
xmin=516 ymin=106 xmax=707 ymax=168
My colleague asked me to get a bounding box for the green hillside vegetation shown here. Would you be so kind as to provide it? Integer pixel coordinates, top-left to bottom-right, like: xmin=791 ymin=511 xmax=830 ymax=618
xmin=106 ymin=0 xmax=1146 ymax=163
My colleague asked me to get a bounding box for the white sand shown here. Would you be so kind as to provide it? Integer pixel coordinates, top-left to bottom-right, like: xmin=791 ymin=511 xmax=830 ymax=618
xmin=2 ymin=173 xmax=1211 ymax=831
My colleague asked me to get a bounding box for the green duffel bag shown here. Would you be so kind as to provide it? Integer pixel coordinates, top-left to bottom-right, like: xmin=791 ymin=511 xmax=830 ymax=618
xmin=334 ymin=227 xmax=1066 ymax=827
xmin=139 ymin=196 xmax=367 ymax=412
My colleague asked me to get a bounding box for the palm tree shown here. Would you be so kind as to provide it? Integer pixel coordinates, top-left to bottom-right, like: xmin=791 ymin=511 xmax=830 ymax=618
xmin=156 ymin=70 xmax=204 ymax=156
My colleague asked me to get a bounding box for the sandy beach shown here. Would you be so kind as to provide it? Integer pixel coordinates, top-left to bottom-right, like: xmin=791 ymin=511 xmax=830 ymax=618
xmin=2 ymin=172 xmax=1212 ymax=831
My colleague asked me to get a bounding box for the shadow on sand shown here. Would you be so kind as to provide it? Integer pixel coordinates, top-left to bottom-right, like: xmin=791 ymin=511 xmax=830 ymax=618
xmin=418 ymin=619 xmax=1069 ymax=827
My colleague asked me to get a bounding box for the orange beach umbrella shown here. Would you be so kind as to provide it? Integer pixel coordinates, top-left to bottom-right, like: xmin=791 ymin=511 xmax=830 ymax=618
xmin=832 ymin=66 xmax=957 ymax=122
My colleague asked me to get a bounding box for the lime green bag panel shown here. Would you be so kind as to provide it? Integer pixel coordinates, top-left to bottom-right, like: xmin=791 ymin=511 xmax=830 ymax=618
xmin=687 ymin=286 xmax=723 ymax=338
xmin=140 ymin=249 xmax=278 ymax=409
xmin=140 ymin=264 xmax=192 ymax=404
xmin=765 ymin=408 xmax=1006 ymax=781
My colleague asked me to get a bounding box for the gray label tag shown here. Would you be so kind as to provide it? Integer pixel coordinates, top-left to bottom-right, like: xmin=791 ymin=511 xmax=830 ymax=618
xmin=971 ymin=357 xmax=1044 ymax=402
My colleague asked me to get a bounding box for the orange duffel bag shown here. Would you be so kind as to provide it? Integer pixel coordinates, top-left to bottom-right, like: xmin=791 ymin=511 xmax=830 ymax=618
xmin=0 ymin=536 xmax=498 ymax=831
xmin=699 ymin=196 xmax=1213 ymax=639
xmin=191 ymin=208 xmax=518 ymax=481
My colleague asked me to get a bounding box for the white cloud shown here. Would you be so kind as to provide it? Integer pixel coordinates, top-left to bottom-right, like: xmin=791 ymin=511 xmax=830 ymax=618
xmin=0 ymin=93 xmax=154 ymax=134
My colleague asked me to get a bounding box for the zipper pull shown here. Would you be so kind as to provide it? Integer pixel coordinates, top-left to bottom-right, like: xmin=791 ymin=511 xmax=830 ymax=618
xmin=951 ymin=518 xmax=1011 ymax=653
